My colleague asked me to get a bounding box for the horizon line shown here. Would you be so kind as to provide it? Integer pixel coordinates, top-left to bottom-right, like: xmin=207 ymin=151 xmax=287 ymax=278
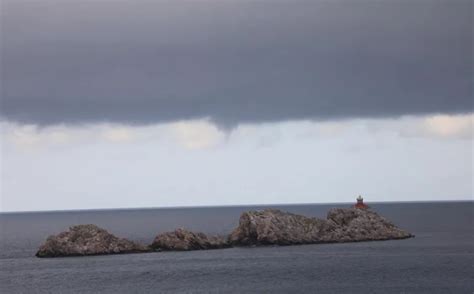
xmin=1 ymin=198 xmax=472 ymax=215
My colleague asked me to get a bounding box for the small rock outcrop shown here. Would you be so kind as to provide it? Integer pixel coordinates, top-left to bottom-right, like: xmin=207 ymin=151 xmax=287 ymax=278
xmin=151 ymin=228 xmax=229 ymax=251
xmin=36 ymin=224 xmax=150 ymax=257
xmin=326 ymin=208 xmax=412 ymax=241
xmin=229 ymin=208 xmax=413 ymax=246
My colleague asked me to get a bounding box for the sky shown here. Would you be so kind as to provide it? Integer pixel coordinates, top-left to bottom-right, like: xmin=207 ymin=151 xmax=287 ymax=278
xmin=0 ymin=0 xmax=472 ymax=212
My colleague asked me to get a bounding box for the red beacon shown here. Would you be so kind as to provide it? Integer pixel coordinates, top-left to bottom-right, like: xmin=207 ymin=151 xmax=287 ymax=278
xmin=354 ymin=195 xmax=369 ymax=209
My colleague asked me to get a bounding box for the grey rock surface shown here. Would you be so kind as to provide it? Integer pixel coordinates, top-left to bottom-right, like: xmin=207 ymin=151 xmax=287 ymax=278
xmin=151 ymin=228 xmax=229 ymax=251
xmin=36 ymin=224 xmax=149 ymax=257
xmin=36 ymin=208 xmax=413 ymax=257
xmin=229 ymin=208 xmax=413 ymax=246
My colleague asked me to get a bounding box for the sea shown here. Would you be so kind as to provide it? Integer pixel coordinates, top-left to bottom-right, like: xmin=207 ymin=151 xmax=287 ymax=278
xmin=0 ymin=201 xmax=472 ymax=293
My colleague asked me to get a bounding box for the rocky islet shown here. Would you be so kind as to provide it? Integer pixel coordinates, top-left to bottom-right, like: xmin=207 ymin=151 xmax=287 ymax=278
xmin=36 ymin=207 xmax=413 ymax=257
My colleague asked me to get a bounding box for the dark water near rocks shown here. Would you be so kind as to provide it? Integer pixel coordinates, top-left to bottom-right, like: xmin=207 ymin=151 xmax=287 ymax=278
xmin=0 ymin=202 xmax=472 ymax=293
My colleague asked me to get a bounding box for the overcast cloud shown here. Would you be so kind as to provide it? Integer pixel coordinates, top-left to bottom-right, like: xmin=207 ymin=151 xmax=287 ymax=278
xmin=1 ymin=1 xmax=472 ymax=211
xmin=1 ymin=114 xmax=472 ymax=211
xmin=1 ymin=0 xmax=472 ymax=127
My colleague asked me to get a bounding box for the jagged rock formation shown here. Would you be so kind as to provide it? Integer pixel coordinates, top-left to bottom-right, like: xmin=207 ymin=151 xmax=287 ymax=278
xmin=229 ymin=208 xmax=413 ymax=246
xmin=151 ymin=228 xmax=229 ymax=251
xmin=36 ymin=208 xmax=413 ymax=257
xmin=36 ymin=224 xmax=150 ymax=257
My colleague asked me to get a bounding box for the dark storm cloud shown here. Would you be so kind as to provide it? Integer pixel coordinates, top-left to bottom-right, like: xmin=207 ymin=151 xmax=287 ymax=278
xmin=1 ymin=0 xmax=472 ymax=126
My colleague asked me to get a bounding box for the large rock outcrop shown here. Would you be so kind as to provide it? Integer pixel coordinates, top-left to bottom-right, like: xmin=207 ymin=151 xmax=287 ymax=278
xmin=229 ymin=208 xmax=413 ymax=246
xmin=36 ymin=224 xmax=150 ymax=257
xmin=36 ymin=208 xmax=413 ymax=257
xmin=151 ymin=228 xmax=229 ymax=251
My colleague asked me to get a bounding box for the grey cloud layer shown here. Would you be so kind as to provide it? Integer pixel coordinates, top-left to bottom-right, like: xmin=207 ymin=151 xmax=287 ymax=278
xmin=1 ymin=0 xmax=472 ymax=126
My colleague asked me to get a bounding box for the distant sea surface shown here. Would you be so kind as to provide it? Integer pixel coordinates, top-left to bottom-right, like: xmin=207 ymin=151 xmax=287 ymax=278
xmin=0 ymin=201 xmax=472 ymax=293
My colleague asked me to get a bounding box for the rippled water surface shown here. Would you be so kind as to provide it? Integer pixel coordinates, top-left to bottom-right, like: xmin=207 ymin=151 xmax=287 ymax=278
xmin=1 ymin=202 xmax=472 ymax=293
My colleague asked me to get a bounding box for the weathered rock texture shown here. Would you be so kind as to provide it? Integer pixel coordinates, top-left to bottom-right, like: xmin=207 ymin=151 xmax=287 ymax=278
xmin=36 ymin=208 xmax=413 ymax=257
xmin=229 ymin=208 xmax=413 ymax=246
xmin=36 ymin=224 xmax=149 ymax=257
xmin=151 ymin=228 xmax=230 ymax=251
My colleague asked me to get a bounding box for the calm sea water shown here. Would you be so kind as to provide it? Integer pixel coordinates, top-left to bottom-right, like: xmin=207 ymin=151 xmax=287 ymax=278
xmin=0 ymin=202 xmax=472 ymax=293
